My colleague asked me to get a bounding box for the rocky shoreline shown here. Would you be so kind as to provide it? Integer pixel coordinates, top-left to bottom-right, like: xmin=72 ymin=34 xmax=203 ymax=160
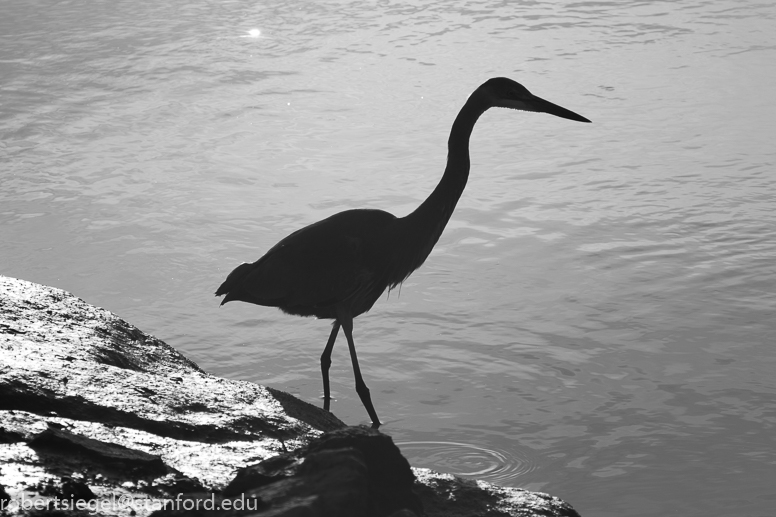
xmin=1 ymin=275 xmax=580 ymax=517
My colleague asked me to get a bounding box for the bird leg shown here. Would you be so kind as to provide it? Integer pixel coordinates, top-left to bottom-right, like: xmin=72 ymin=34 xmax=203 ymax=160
xmin=320 ymin=321 xmax=340 ymax=412
xmin=338 ymin=312 xmax=381 ymax=427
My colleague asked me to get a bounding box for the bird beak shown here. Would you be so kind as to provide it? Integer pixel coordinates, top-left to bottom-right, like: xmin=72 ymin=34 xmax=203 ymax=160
xmin=529 ymin=95 xmax=591 ymax=123
xmin=500 ymin=95 xmax=591 ymax=123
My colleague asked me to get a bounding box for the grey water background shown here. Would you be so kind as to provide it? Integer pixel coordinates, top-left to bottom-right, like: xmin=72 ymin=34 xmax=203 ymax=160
xmin=2 ymin=0 xmax=775 ymax=515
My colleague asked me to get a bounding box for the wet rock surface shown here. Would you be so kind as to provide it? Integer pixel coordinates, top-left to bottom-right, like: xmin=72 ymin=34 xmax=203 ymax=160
xmin=1 ymin=276 xmax=581 ymax=517
xmin=214 ymin=426 xmax=422 ymax=517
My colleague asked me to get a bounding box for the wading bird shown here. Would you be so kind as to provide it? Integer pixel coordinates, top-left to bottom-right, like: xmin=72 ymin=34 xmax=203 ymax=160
xmin=216 ymin=77 xmax=590 ymax=427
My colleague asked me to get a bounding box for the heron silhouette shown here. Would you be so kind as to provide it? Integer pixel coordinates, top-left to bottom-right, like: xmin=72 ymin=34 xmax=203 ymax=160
xmin=216 ymin=77 xmax=590 ymax=427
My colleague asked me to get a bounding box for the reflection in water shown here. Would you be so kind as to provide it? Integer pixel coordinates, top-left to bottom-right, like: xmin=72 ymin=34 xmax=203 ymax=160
xmin=1 ymin=0 xmax=775 ymax=516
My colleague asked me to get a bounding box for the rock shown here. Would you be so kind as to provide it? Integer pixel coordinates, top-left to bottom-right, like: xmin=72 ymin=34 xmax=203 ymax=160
xmin=60 ymin=477 xmax=97 ymax=503
xmin=413 ymin=469 xmax=581 ymax=517
xmin=218 ymin=426 xmax=421 ymax=517
xmin=28 ymin=426 xmax=168 ymax=478
xmin=161 ymin=426 xmax=579 ymax=517
xmin=0 ymin=275 xmax=344 ymax=516
xmin=0 ymin=483 xmax=10 ymax=508
xmin=0 ymin=276 xmax=582 ymax=516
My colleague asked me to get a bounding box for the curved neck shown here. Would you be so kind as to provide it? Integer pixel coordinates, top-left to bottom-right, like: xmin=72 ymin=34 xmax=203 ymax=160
xmin=405 ymin=93 xmax=489 ymax=235
xmin=381 ymin=90 xmax=491 ymax=288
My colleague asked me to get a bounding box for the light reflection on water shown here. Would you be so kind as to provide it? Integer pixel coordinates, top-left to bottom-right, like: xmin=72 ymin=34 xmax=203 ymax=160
xmin=2 ymin=1 xmax=776 ymax=516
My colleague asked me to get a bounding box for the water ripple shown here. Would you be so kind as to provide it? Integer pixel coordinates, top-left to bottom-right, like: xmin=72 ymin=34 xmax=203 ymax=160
xmin=396 ymin=440 xmax=538 ymax=485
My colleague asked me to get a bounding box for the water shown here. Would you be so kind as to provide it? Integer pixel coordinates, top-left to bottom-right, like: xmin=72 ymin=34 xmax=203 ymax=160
xmin=2 ymin=1 xmax=775 ymax=515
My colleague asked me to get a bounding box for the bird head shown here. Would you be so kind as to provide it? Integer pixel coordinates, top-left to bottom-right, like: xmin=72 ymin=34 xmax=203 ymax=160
xmin=478 ymin=77 xmax=591 ymax=123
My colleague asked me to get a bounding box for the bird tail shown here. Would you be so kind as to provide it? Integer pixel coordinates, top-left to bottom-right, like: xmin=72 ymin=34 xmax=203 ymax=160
xmin=215 ymin=262 xmax=255 ymax=305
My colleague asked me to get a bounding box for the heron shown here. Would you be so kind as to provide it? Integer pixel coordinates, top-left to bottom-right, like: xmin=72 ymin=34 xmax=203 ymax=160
xmin=216 ymin=77 xmax=591 ymax=427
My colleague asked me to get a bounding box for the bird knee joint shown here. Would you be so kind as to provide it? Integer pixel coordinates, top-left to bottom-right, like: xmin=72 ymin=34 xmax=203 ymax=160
xmin=355 ymin=382 xmax=370 ymax=395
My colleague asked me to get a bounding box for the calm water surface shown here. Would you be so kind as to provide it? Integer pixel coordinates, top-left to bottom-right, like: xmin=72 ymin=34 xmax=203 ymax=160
xmin=2 ymin=1 xmax=775 ymax=515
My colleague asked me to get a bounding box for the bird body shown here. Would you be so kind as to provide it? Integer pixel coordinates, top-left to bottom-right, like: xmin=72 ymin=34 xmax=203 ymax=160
xmin=218 ymin=209 xmax=398 ymax=319
xmin=217 ymin=77 xmax=591 ymax=426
